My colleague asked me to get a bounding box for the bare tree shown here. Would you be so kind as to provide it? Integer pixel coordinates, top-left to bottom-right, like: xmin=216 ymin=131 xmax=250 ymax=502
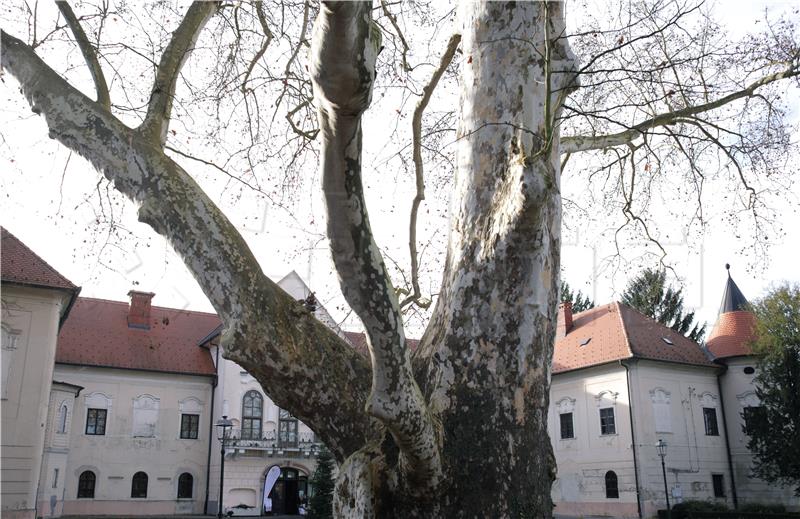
xmin=2 ymin=0 xmax=798 ymax=517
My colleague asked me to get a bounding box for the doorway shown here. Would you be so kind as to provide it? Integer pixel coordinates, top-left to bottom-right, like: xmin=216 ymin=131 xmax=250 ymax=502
xmin=266 ymin=467 xmax=308 ymax=515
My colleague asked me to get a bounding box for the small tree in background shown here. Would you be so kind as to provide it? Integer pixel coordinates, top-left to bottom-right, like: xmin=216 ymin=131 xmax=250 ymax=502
xmin=560 ymin=282 xmax=595 ymax=313
xmin=622 ymin=268 xmax=706 ymax=342
xmin=746 ymin=284 xmax=800 ymax=495
xmin=308 ymin=446 xmax=336 ymax=519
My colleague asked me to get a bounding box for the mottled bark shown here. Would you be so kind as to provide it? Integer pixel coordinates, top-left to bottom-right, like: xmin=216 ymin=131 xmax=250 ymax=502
xmin=310 ymin=0 xmax=444 ymax=506
xmin=308 ymin=2 xmax=576 ymax=517
xmin=416 ymin=2 xmax=577 ymax=517
xmin=1 ymin=26 xmax=372 ymax=463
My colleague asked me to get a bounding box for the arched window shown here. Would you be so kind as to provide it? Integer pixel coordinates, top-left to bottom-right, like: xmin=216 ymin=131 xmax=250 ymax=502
xmin=605 ymin=470 xmax=619 ymax=499
xmin=57 ymin=403 xmax=68 ymax=433
xmin=77 ymin=471 xmax=95 ymax=498
xmin=278 ymin=408 xmax=298 ymax=448
xmin=131 ymin=472 xmax=148 ymax=498
xmin=242 ymin=391 xmax=263 ymax=440
xmin=177 ymin=473 xmax=193 ymax=499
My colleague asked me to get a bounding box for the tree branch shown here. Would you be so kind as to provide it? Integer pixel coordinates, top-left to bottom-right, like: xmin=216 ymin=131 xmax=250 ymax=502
xmin=1 ymin=28 xmax=373 ymax=463
xmin=379 ymin=0 xmax=412 ymax=72
xmin=561 ymin=63 xmax=800 ymax=154
xmin=310 ymin=0 xmax=443 ymax=493
xmin=55 ymin=1 xmax=110 ymax=110
xmin=139 ymin=1 xmax=219 ymax=145
xmin=401 ymin=33 xmax=460 ymax=310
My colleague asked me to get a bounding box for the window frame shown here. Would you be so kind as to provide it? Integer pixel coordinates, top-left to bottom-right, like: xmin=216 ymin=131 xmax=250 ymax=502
xmin=559 ymin=412 xmax=575 ymax=440
xmin=605 ymin=470 xmax=619 ymax=499
xmin=179 ymin=413 xmax=200 ymax=440
xmin=131 ymin=471 xmax=148 ymax=498
xmin=712 ymin=473 xmax=725 ymax=498
xmin=703 ymin=407 xmax=719 ymax=436
xmin=177 ymin=472 xmax=193 ymax=499
xmin=278 ymin=408 xmax=299 ymax=448
xmin=77 ymin=470 xmax=96 ymax=499
xmin=599 ymin=407 xmax=616 ymax=435
xmin=57 ymin=403 xmax=68 ymax=434
xmin=85 ymin=408 xmax=107 ymax=435
xmin=241 ymin=390 xmax=263 ymax=440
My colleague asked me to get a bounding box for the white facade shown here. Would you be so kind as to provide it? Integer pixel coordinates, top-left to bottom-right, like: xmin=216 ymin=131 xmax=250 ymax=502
xmin=44 ymin=365 xmax=214 ymax=516
xmin=206 ymin=272 xmax=332 ymax=516
xmin=551 ymin=357 xmax=799 ymax=518
xmin=1 ymin=285 xmax=71 ymax=519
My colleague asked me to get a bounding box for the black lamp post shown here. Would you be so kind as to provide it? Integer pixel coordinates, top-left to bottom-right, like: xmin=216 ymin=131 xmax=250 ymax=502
xmin=215 ymin=416 xmax=233 ymax=519
xmin=656 ymin=439 xmax=671 ymax=517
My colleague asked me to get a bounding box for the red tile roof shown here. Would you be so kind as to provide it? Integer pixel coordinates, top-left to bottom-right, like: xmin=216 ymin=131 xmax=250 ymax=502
xmin=553 ymin=302 xmax=714 ymax=373
xmin=706 ymin=310 xmax=756 ymax=360
xmin=1 ymin=227 xmax=77 ymax=290
xmin=57 ymin=297 xmax=219 ymax=376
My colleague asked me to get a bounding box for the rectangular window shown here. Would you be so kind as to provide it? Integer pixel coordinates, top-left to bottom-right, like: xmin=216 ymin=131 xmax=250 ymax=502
xmin=85 ymin=408 xmax=107 ymax=435
xmin=559 ymin=412 xmax=574 ymax=439
xmin=52 ymin=468 xmax=59 ymax=489
xmin=600 ymin=407 xmax=616 ymax=435
xmin=180 ymin=414 xmax=200 ymax=439
xmin=703 ymin=407 xmax=719 ymax=436
xmin=712 ymin=474 xmax=725 ymax=497
xmin=743 ymin=406 xmax=766 ymax=435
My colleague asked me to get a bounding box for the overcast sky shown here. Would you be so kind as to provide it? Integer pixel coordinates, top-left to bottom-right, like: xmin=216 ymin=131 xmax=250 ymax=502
xmin=1 ymin=0 xmax=798 ymax=338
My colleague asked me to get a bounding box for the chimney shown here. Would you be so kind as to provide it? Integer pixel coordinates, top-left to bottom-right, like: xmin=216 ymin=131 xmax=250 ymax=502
xmin=556 ymin=301 xmax=573 ymax=339
xmin=127 ymin=290 xmax=155 ymax=330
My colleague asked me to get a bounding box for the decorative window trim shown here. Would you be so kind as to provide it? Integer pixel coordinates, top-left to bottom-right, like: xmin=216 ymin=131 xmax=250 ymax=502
xmin=132 ymin=394 xmax=160 ymax=438
xmin=649 ymin=387 xmax=671 ymax=404
xmin=697 ymin=391 xmax=718 ymax=408
xmin=595 ymin=390 xmax=619 ymax=406
xmin=178 ymin=396 xmax=203 ymax=414
xmin=650 ymin=388 xmax=672 ymax=433
xmin=555 ymin=396 xmax=576 ymax=415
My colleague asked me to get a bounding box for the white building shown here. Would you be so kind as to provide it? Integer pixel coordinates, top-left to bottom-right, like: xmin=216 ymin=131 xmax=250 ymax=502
xmin=28 ymin=268 xmax=336 ymax=517
xmin=3 ymin=229 xmax=797 ymax=518
xmin=1 ymin=228 xmax=81 ymax=519
xmin=549 ymin=269 xmax=799 ymax=518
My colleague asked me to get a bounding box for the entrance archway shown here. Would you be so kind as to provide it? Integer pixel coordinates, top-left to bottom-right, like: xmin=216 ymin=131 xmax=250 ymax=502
xmin=265 ymin=467 xmax=308 ymax=515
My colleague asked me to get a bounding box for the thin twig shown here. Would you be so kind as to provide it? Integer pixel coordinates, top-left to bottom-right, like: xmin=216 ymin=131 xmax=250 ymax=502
xmin=401 ymin=33 xmax=460 ymax=310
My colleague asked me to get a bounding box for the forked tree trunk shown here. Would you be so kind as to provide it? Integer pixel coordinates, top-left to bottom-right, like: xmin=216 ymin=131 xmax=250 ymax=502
xmin=320 ymin=2 xmax=577 ymax=517
xmin=3 ymin=1 xmax=577 ymax=516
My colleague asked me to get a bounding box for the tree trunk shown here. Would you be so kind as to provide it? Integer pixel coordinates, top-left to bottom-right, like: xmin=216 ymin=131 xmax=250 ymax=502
xmin=4 ymin=1 xmax=578 ymax=516
xmin=321 ymin=2 xmax=577 ymax=517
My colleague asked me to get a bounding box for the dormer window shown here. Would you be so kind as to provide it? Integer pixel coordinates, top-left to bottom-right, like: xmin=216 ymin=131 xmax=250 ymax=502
xmin=661 ymin=337 xmax=674 ymax=345
xmin=580 ymin=337 xmax=592 ymax=347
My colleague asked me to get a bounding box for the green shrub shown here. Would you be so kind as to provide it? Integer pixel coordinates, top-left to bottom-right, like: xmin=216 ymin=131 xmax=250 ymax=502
xmin=668 ymin=500 xmax=729 ymax=519
xmin=738 ymin=502 xmax=787 ymax=514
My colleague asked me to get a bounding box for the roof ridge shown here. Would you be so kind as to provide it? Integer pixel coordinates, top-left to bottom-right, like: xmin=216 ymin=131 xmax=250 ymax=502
xmin=75 ymin=295 xmax=219 ymax=317
xmin=1 ymin=227 xmax=77 ymax=289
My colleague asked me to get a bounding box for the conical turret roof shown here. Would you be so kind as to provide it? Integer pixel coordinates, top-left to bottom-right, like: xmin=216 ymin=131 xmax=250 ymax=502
xmin=718 ymin=263 xmax=749 ymax=314
xmin=706 ymin=264 xmax=757 ymax=360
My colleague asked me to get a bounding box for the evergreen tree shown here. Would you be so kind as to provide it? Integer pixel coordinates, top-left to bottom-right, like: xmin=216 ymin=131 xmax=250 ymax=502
xmin=308 ymin=446 xmax=336 ymax=519
xmin=621 ymin=268 xmax=706 ymax=342
xmin=560 ymin=281 xmax=595 ymax=313
xmin=746 ymin=284 xmax=800 ymax=495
